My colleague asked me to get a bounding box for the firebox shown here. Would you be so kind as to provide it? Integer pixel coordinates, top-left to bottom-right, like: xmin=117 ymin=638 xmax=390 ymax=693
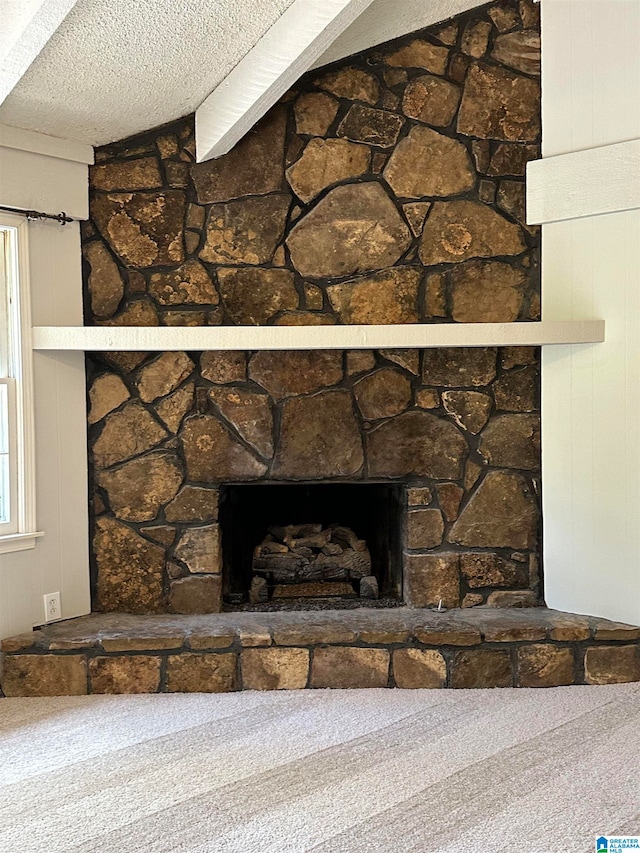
xmin=219 ymin=483 xmax=404 ymax=609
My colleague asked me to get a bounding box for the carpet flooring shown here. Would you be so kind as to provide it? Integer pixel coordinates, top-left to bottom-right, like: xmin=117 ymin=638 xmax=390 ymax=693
xmin=1 ymin=685 xmax=639 ymax=853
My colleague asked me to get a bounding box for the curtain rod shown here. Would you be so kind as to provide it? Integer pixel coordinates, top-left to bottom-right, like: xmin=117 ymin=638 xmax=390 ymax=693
xmin=0 ymin=205 xmax=73 ymax=225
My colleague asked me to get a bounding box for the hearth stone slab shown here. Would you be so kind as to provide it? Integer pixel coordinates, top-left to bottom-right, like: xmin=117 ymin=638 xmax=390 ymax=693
xmin=1 ymin=608 xmax=639 ymax=696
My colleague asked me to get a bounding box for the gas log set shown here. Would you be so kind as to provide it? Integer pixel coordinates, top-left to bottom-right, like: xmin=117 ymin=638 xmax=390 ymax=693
xmin=250 ymin=523 xmax=377 ymax=603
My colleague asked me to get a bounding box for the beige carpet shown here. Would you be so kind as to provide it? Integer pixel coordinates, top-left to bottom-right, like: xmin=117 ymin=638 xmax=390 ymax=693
xmin=1 ymin=686 xmax=639 ymax=853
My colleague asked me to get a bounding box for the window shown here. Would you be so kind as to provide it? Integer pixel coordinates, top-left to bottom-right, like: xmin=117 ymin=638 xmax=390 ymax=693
xmin=0 ymin=214 xmax=39 ymax=552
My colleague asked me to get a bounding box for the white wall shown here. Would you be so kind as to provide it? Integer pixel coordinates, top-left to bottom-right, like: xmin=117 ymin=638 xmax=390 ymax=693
xmin=540 ymin=0 xmax=640 ymax=624
xmin=0 ymin=128 xmax=92 ymax=638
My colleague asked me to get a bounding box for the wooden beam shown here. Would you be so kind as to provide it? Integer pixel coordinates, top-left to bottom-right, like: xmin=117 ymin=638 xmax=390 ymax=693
xmin=31 ymin=321 xmax=605 ymax=352
xmin=0 ymin=0 xmax=80 ymax=106
xmin=195 ymin=0 xmax=376 ymax=163
xmin=527 ymin=139 xmax=640 ymax=224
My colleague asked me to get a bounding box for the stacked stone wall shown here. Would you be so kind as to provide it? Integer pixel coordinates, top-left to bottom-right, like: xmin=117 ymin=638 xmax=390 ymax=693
xmin=82 ymin=0 xmax=542 ymax=615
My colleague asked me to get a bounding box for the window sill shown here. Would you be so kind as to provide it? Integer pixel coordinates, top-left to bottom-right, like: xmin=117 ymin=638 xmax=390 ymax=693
xmin=0 ymin=531 xmax=44 ymax=555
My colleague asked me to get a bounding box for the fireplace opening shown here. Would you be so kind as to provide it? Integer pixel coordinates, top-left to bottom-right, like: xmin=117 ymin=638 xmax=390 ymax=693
xmin=219 ymin=483 xmax=404 ymax=610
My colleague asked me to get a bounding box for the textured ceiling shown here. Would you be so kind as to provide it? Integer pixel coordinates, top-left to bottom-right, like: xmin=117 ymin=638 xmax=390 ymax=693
xmin=0 ymin=0 xmax=487 ymax=149
xmin=0 ymin=0 xmax=295 ymax=146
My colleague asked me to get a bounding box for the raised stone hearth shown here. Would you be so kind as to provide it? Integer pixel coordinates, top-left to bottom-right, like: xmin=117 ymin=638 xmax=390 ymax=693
xmin=2 ymin=609 xmax=639 ymax=696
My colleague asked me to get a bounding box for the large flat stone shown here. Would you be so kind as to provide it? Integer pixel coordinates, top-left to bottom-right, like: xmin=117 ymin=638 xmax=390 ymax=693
xmin=517 ymin=645 xmax=575 ymax=688
xmin=311 ymin=647 xmax=389 ymax=688
xmin=2 ymin=655 xmax=87 ymax=697
xmin=383 ymin=350 xmax=420 ymax=375
xmin=402 ymin=75 xmax=461 ymax=127
xmin=273 ymin=390 xmax=364 ymax=479
xmin=272 ymin=623 xmax=357 ymax=646
xmin=287 ymin=183 xmax=411 ymax=278
xmin=405 ymin=509 xmax=445 ymax=549
xmin=90 ymin=157 xmax=163 ymax=191
xmin=404 ymin=553 xmax=460 ymax=608
xmin=367 ymin=411 xmax=468 ymax=479
xmin=217 ymin=267 xmax=298 ymax=325
xmin=174 ymin=526 xmax=221 ymax=574
xmin=479 ymin=414 xmax=541 ymax=469
xmin=249 ymin=350 xmax=342 ymax=399
xmin=383 ymin=126 xmax=475 ymax=198
xmin=99 ymin=298 xmax=158 ymax=327
xmin=353 ymin=368 xmax=412 ymax=420
xmin=166 ymin=653 xmax=237 ymax=692
xmin=199 ymin=195 xmax=290 ymax=265
xmin=293 ymin=92 xmax=339 ymax=136
xmin=136 ymin=351 xmax=194 ymax=403
xmin=486 ymin=590 xmax=538 ymax=608
xmin=384 ymin=39 xmax=449 ymax=74
xmin=286 ymin=138 xmax=370 ymax=203
xmin=98 ymin=451 xmax=183 ymax=522
xmin=450 ymin=649 xmax=513 ymax=688
xmin=442 ymin=390 xmax=492 ymax=434
xmin=457 ymin=63 xmax=540 ymax=141
xmin=89 ymin=656 xmax=161 ymax=694
xmin=200 ymin=351 xmax=246 ymax=384
xmin=584 ymin=646 xmax=640 ymax=685
xmin=94 ymin=517 xmax=165 ymax=613
xmin=83 ymin=241 xmax=124 ymax=319
xmin=460 ymin=554 xmax=528 ymax=589
xmin=209 ymin=386 xmax=274 ymax=457
xmin=450 ymin=260 xmax=526 ymax=323
xmin=181 ymin=415 xmax=267 ymax=482
xmin=449 ymin=471 xmax=538 ymax=549
xmin=337 ymin=104 xmax=404 ymax=148
xmin=492 ymin=30 xmax=541 ymax=77
xmin=327 ymin=267 xmax=421 ymax=325
xmin=316 ymin=67 xmax=380 ymax=104
xmin=93 ymin=401 xmax=168 ymax=469
xmin=488 ymin=143 xmax=539 ymax=177
xmin=156 ymin=383 xmax=194 ymax=434
xmin=191 ymin=107 xmax=286 ymax=203
xmin=422 ymin=347 xmax=497 ymax=387
xmin=169 ymin=576 xmax=222 ymax=615
xmin=149 ymin=261 xmax=219 ymax=306
xmin=241 ymin=647 xmax=309 ymax=690
xmin=393 ymin=649 xmax=446 ymax=688
xmin=91 ymin=191 xmax=185 ymax=268
xmin=165 ymin=486 xmax=218 ymax=524
xmin=88 ymin=373 xmax=130 ymax=425
xmin=419 ymin=201 xmax=525 ymax=266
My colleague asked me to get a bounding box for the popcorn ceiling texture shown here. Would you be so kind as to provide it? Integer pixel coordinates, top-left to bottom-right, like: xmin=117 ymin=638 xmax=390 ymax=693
xmin=81 ymin=0 xmax=543 ymax=616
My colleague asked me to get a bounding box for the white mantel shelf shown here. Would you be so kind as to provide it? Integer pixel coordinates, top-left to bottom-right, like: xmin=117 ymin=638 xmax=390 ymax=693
xmin=31 ymin=320 xmax=605 ymax=352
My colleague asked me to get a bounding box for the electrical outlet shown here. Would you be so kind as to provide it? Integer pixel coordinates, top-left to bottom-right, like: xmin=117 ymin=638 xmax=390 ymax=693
xmin=43 ymin=592 xmax=62 ymax=623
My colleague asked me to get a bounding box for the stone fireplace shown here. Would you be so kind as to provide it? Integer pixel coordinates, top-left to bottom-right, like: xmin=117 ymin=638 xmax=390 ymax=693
xmin=3 ymin=0 xmax=640 ymax=699
xmin=83 ymin=0 xmax=543 ymax=618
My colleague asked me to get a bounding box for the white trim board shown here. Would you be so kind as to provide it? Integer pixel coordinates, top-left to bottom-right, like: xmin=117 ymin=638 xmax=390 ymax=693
xmin=527 ymin=139 xmax=640 ymax=224
xmin=196 ymin=0 xmax=376 ymax=162
xmin=32 ymin=320 xmax=605 ymax=352
xmin=0 ymin=124 xmax=94 ymax=165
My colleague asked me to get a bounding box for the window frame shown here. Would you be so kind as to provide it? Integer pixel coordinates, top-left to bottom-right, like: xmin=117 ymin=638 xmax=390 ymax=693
xmin=0 ymin=213 xmax=41 ymax=553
